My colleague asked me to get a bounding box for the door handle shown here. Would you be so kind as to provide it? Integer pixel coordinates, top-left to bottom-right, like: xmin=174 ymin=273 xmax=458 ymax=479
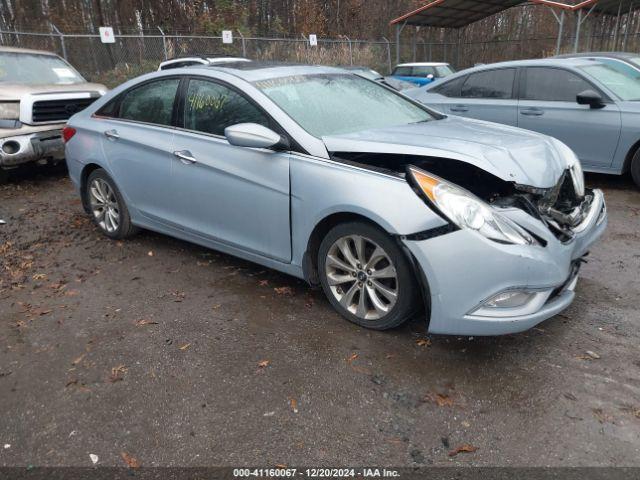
xmin=173 ymin=150 xmax=197 ymax=165
xmin=520 ymin=108 xmax=544 ymax=117
xmin=450 ymin=105 xmax=469 ymax=113
xmin=104 ymin=129 xmax=120 ymax=140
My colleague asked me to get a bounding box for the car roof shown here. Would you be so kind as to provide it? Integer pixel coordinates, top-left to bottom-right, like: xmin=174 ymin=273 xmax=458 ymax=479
xmin=395 ymin=62 xmax=449 ymax=67
xmin=422 ymin=57 xmax=606 ymax=90
xmin=188 ymin=62 xmax=350 ymax=82
xmin=554 ymin=51 xmax=637 ymax=60
xmin=0 ymin=46 xmax=59 ymax=56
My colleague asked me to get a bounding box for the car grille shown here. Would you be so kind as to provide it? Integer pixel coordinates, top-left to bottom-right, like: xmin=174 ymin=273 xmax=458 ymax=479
xmin=31 ymin=97 xmax=97 ymax=123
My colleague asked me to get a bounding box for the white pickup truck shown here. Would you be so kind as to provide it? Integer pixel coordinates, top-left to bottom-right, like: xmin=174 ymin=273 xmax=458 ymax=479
xmin=0 ymin=46 xmax=106 ymax=181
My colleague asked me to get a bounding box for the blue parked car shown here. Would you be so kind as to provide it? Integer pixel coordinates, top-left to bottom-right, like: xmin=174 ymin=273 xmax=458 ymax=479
xmin=405 ymin=58 xmax=640 ymax=187
xmin=62 ymin=63 xmax=606 ymax=335
xmin=391 ymin=62 xmax=455 ymax=87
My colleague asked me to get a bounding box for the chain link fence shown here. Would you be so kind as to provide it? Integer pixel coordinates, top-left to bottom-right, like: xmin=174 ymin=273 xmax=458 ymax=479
xmin=0 ymin=29 xmax=462 ymax=87
xmin=1 ymin=28 xmax=637 ymax=88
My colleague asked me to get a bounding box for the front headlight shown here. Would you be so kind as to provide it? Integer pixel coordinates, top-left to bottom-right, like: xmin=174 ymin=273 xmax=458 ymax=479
xmin=408 ymin=166 xmax=535 ymax=246
xmin=0 ymin=102 xmax=19 ymax=120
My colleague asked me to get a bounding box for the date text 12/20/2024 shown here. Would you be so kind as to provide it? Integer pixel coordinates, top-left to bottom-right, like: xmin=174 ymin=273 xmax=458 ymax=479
xmin=233 ymin=468 xmax=401 ymax=478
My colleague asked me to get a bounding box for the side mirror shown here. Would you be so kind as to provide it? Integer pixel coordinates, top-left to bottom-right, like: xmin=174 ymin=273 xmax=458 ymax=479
xmin=426 ymin=74 xmax=435 ymax=80
xmin=224 ymin=123 xmax=289 ymax=150
xmin=577 ymin=89 xmax=605 ymax=109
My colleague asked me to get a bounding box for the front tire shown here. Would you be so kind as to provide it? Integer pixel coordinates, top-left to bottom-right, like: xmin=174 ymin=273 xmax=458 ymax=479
xmin=318 ymin=221 xmax=420 ymax=330
xmin=632 ymin=149 xmax=640 ymax=189
xmin=85 ymin=169 xmax=138 ymax=239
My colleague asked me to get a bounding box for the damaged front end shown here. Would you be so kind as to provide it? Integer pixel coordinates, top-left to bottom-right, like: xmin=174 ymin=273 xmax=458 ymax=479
xmin=331 ymin=151 xmax=602 ymax=244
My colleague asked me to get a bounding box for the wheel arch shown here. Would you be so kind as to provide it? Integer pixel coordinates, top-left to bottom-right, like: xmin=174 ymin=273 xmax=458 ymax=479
xmin=622 ymin=138 xmax=640 ymax=174
xmin=79 ymin=163 xmax=105 ymax=214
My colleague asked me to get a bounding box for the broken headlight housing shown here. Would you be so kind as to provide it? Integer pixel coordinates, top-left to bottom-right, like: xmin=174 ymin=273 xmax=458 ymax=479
xmin=0 ymin=102 xmax=19 ymax=120
xmin=408 ymin=166 xmax=535 ymax=246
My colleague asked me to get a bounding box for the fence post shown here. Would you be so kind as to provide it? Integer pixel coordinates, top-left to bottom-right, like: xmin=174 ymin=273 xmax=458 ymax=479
xmin=343 ymin=35 xmax=353 ymax=65
xmin=50 ymin=23 xmax=67 ymax=60
xmin=237 ymin=30 xmax=247 ymax=57
xmin=382 ymin=37 xmax=392 ymax=74
xmin=158 ymin=26 xmax=168 ymax=60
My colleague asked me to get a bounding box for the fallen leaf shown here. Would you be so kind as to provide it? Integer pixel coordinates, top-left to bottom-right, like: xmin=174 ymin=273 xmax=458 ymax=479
xmin=346 ymin=353 xmax=359 ymax=364
xmin=179 ymin=343 xmax=191 ymax=351
xmin=275 ymin=464 xmax=287 ymax=469
xmin=109 ymin=364 xmax=127 ymax=382
xmin=121 ymin=452 xmax=140 ymax=468
xmin=71 ymin=354 xmax=85 ymax=365
xmin=289 ymin=398 xmax=299 ymax=413
xmin=89 ymin=454 xmax=99 ymax=465
xmin=448 ymin=444 xmax=478 ymax=457
xmin=576 ymin=350 xmax=601 ymax=360
xmin=259 ymin=280 xmax=269 ymax=286
xmin=32 ymin=273 xmax=47 ymax=280
xmin=416 ymin=338 xmax=432 ymax=347
xmin=147 ymin=251 xmax=154 ymax=257
xmin=425 ymin=392 xmax=454 ymax=407
xmin=274 ymin=286 xmax=293 ymax=296
xmin=257 ymin=359 xmax=270 ymax=368
xmin=135 ymin=319 xmax=158 ymax=326
xmin=593 ymin=408 xmax=614 ymax=424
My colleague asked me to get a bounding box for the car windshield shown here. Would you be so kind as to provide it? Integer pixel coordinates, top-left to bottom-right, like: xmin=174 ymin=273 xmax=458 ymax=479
xmin=579 ymin=63 xmax=640 ymax=101
xmin=435 ymin=65 xmax=455 ymax=77
xmin=0 ymin=52 xmax=85 ymax=85
xmin=255 ymin=74 xmax=434 ymax=137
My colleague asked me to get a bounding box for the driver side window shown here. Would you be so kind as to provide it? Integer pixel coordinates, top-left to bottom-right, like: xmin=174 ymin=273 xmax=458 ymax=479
xmin=183 ymin=79 xmax=270 ymax=136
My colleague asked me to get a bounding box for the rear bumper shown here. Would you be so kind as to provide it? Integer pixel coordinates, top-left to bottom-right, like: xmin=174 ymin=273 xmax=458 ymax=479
xmin=0 ymin=129 xmax=65 ymax=168
xmin=404 ymin=189 xmax=607 ymax=336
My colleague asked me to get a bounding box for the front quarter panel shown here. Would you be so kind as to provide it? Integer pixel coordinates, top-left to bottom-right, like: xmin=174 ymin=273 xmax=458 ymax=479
xmin=290 ymin=154 xmax=448 ymax=267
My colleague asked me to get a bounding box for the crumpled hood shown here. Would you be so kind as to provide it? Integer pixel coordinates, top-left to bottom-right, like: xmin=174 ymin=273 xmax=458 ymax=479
xmin=322 ymin=116 xmax=570 ymax=189
xmin=0 ymin=82 xmax=106 ymax=101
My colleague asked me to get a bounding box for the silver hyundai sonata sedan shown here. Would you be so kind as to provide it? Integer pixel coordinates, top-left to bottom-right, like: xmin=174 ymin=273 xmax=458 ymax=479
xmin=63 ymin=63 xmax=607 ymax=335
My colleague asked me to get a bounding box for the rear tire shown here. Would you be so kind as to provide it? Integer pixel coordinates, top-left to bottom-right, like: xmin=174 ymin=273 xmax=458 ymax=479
xmin=317 ymin=221 xmax=420 ymax=330
xmin=85 ymin=168 xmax=138 ymax=239
xmin=632 ymin=149 xmax=640 ymax=189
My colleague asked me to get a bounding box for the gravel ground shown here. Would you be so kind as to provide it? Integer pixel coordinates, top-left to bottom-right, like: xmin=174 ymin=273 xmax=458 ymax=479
xmin=0 ymin=166 xmax=639 ymax=468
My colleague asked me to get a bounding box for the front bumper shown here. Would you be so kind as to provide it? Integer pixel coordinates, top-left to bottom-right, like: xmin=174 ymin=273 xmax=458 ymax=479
xmin=0 ymin=129 xmax=65 ymax=168
xmin=404 ymin=189 xmax=607 ymax=336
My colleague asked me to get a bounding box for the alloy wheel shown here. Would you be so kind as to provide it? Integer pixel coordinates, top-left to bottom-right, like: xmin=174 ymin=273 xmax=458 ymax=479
xmin=89 ymin=178 xmax=120 ymax=233
xmin=324 ymin=234 xmax=398 ymax=320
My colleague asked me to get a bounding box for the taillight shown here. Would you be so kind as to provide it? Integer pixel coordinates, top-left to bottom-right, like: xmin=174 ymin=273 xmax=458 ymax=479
xmin=62 ymin=126 xmax=76 ymax=143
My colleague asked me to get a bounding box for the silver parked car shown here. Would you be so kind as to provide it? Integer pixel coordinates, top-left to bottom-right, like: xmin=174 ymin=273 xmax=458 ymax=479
xmin=405 ymin=58 xmax=640 ymax=187
xmin=63 ymin=63 xmax=607 ymax=335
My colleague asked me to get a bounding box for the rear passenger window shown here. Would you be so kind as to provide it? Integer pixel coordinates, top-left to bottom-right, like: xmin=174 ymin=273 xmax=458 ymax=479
xmin=118 ymin=78 xmax=180 ymax=125
xmin=461 ymin=69 xmax=515 ymax=99
xmin=183 ymin=79 xmax=269 ymax=136
xmin=522 ymin=67 xmax=593 ymax=102
xmin=432 ymin=76 xmax=466 ymax=97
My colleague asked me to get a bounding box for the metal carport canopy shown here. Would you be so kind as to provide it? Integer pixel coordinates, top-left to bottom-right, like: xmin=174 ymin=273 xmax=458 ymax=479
xmin=389 ymin=0 xmax=530 ymax=29
xmin=576 ymin=0 xmax=640 ymax=15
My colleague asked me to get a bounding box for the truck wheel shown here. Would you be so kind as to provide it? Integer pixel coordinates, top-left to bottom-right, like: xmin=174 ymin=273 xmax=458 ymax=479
xmin=632 ymin=149 xmax=640 ymax=189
